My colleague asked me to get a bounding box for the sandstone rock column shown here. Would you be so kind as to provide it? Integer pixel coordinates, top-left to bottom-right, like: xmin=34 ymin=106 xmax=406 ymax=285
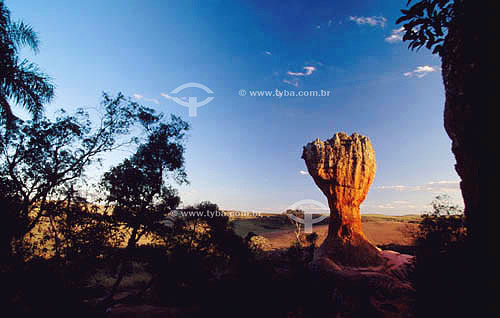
xmin=302 ymin=132 xmax=382 ymax=266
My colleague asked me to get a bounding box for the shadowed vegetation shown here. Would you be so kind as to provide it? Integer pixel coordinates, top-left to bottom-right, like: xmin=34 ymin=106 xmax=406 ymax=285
xmin=1 ymin=1 xmax=54 ymax=128
xmin=0 ymin=0 xmax=486 ymax=317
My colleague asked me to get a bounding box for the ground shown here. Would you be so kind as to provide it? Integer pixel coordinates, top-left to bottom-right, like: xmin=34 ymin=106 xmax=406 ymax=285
xmin=231 ymin=213 xmax=420 ymax=249
xmin=96 ymin=213 xmax=421 ymax=317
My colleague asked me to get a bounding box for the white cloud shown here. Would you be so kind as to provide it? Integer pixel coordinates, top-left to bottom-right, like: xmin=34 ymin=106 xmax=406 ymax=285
xmin=328 ymin=19 xmax=333 ymax=27
xmin=299 ymin=170 xmax=309 ymax=175
xmin=416 ymin=65 xmax=437 ymax=73
xmin=264 ymin=51 xmax=272 ymax=55
xmin=283 ymin=79 xmax=299 ymax=87
xmin=145 ymin=98 xmax=159 ymax=104
xmin=385 ymin=27 xmax=405 ymax=43
xmin=162 ymin=93 xmax=188 ymax=102
xmin=404 ymin=65 xmax=438 ymax=78
xmin=161 ymin=92 xmax=174 ymax=100
xmin=376 ymin=185 xmax=411 ymax=191
xmin=393 ymin=200 xmax=411 ymax=204
xmin=287 ymin=66 xmax=316 ymax=77
xmin=133 ymin=93 xmax=159 ymax=104
xmin=283 ymin=65 xmax=317 ymax=88
xmin=349 ymin=16 xmax=387 ymax=28
xmin=376 ymin=204 xmax=396 ymax=209
xmin=363 ymin=200 xmax=427 ymax=213
xmin=376 ymin=180 xmax=460 ymax=194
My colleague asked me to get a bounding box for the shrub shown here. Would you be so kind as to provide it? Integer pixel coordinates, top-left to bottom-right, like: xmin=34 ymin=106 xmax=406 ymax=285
xmin=413 ymin=195 xmax=471 ymax=317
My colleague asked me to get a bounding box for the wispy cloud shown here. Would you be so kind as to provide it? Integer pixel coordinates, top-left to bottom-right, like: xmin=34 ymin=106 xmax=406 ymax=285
xmin=162 ymin=93 xmax=189 ymax=102
xmin=393 ymin=200 xmax=411 ymax=204
xmin=403 ymin=65 xmax=438 ymax=78
xmin=160 ymin=93 xmax=174 ymax=100
xmin=133 ymin=93 xmax=159 ymax=104
xmin=385 ymin=27 xmax=405 ymax=43
xmin=363 ymin=200 xmax=424 ymax=212
xmin=283 ymin=79 xmax=299 ymax=87
xmin=376 ymin=203 xmax=396 ymax=209
xmin=264 ymin=51 xmax=272 ymax=56
xmin=315 ymin=19 xmax=336 ymax=29
xmin=376 ymin=185 xmax=408 ymax=191
xmin=287 ymin=66 xmax=316 ymax=77
xmin=299 ymin=170 xmax=309 ymax=175
xmin=376 ymin=180 xmax=460 ymax=193
xmin=282 ymin=65 xmax=317 ymax=88
xmin=349 ymin=16 xmax=387 ymax=28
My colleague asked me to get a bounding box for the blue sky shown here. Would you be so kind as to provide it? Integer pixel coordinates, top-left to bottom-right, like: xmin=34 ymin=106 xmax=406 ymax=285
xmin=8 ymin=0 xmax=463 ymax=214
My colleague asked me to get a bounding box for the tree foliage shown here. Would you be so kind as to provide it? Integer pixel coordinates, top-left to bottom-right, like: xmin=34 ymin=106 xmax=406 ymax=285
xmin=124 ymin=201 xmax=257 ymax=307
xmin=415 ymin=195 xmax=466 ymax=253
xmin=101 ymin=114 xmax=189 ymax=249
xmin=285 ymin=209 xmax=305 ymax=243
xmin=413 ymin=195 xmax=468 ymax=316
xmin=0 ymin=92 xmax=156 ymax=259
xmin=98 ymin=114 xmax=189 ymax=300
xmin=0 ymin=1 xmax=54 ymax=127
xmin=397 ymin=0 xmax=462 ymax=55
xmin=42 ymin=190 xmax=116 ymax=261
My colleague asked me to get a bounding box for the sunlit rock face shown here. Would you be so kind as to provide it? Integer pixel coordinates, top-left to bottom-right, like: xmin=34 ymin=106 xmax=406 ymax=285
xmin=302 ymin=132 xmax=382 ymax=266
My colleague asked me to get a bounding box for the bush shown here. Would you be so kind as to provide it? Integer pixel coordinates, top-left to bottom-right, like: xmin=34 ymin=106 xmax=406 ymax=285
xmin=1 ymin=257 xmax=104 ymax=318
xmin=248 ymin=235 xmax=272 ymax=253
xmin=415 ymin=195 xmax=466 ymax=252
xmin=413 ymin=195 xmax=471 ymax=317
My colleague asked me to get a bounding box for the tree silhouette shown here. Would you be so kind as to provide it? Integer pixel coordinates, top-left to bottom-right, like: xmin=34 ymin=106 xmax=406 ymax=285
xmin=100 ymin=114 xmax=189 ymax=299
xmin=398 ymin=1 xmax=487 ymax=315
xmin=397 ymin=1 xmax=484 ymax=240
xmin=285 ymin=209 xmax=305 ymax=243
xmin=397 ymin=0 xmax=457 ymax=55
xmin=0 ymin=1 xmax=54 ymax=128
xmin=0 ymin=93 xmax=155 ymax=260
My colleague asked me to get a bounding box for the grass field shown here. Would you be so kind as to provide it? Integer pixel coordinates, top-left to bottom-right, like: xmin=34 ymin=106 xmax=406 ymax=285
xmin=361 ymin=213 xmax=421 ymax=223
xmin=230 ymin=215 xmax=295 ymax=237
xmin=27 ymin=209 xmax=421 ymax=258
xmin=230 ymin=213 xmax=421 ymax=250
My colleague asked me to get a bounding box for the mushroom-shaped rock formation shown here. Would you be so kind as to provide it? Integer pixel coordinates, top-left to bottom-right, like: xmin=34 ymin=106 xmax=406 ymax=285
xmin=302 ymin=132 xmax=382 ymax=267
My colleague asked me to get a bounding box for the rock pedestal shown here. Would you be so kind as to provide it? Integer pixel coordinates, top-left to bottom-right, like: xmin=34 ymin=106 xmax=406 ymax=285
xmin=302 ymin=132 xmax=382 ymax=267
xmin=302 ymin=133 xmax=417 ymax=316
